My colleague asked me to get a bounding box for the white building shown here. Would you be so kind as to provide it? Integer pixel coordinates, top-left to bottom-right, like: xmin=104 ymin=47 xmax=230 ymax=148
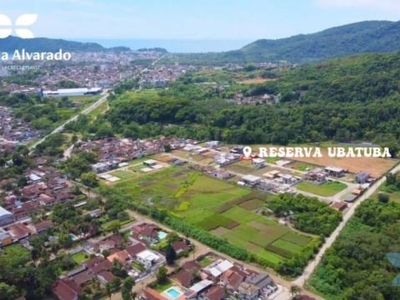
xmin=252 ymin=158 xmax=265 ymax=168
xmin=0 ymin=206 xmax=14 ymax=226
xmin=41 ymin=87 xmax=102 ymax=97
xmin=135 ymin=250 xmax=163 ymax=269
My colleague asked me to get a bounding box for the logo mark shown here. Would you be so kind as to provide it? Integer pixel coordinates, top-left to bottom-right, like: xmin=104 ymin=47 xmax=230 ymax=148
xmin=0 ymin=14 xmax=38 ymax=39
xmin=387 ymin=253 xmax=400 ymax=286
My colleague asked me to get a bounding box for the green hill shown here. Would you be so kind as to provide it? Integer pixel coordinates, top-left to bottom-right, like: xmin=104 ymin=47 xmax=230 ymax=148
xmin=163 ymin=20 xmax=400 ymax=64
xmin=241 ymin=20 xmax=400 ymax=63
xmin=0 ymin=36 xmax=130 ymax=52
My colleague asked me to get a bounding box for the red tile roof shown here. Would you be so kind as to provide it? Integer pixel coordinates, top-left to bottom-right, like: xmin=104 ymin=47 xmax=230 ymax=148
xmin=142 ymin=288 xmax=167 ymax=300
xmin=126 ymin=242 xmax=147 ymax=257
xmin=204 ymin=285 xmax=225 ymax=300
xmin=52 ymin=279 xmax=81 ymax=300
xmin=107 ymin=250 xmax=130 ymax=263
xmin=172 ymin=241 xmax=189 ymax=253
xmin=172 ymin=270 xmax=194 ymax=287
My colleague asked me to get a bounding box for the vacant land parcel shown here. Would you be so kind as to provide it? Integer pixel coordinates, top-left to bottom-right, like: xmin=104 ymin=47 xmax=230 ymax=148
xmin=110 ymin=165 xmax=315 ymax=266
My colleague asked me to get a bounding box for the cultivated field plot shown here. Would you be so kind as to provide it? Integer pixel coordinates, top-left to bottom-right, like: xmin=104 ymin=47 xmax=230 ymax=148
xmin=110 ymin=165 xmax=315 ymax=266
xmin=296 ymin=181 xmax=347 ymax=197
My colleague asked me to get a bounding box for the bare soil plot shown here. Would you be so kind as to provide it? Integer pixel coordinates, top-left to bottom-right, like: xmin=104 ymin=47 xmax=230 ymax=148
xmin=211 ymin=227 xmax=230 ymax=237
xmin=292 ymin=148 xmax=397 ymax=177
xmin=238 ymin=77 xmax=277 ymax=84
xmin=239 ymin=199 xmax=264 ymax=211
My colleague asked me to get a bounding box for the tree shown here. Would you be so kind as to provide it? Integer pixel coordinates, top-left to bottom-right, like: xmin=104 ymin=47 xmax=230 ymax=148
xmin=166 ymin=232 xmax=180 ymax=244
xmin=165 ymin=243 xmax=177 ymax=265
xmin=163 ymin=144 xmax=172 ymax=152
xmin=109 ymin=277 xmax=121 ymax=292
xmin=107 ymin=220 xmax=121 ymax=234
xmin=0 ymin=282 xmax=20 ymax=300
xmin=80 ymin=171 xmax=99 ymax=188
xmin=378 ymin=193 xmax=389 ymax=203
xmin=156 ymin=266 xmax=168 ymax=284
xmin=121 ymin=277 xmax=135 ymax=300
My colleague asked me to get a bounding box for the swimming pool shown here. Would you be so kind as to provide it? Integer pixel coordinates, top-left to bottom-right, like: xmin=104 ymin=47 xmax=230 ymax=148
xmin=163 ymin=287 xmax=183 ymax=300
xmin=158 ymin=231 xmax=168 ymax=240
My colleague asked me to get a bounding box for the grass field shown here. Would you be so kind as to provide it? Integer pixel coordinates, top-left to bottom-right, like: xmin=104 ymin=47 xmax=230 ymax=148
xmin=72 ymin=252 xmax=87 ymax=264
xmin=296 ymin=181 xmax=347 ymax=197
xmin=88 ymin=101 xmax=108 ymax=119
xmin=109 ymin=170 xmax=136 ymax=180
xmin=226 ymin=161 xmax=258 ymax=174
xmin=288 ymin=162 xmax=317 ymax=171
xmin=109 ymin=165 xmax=316 ymax=266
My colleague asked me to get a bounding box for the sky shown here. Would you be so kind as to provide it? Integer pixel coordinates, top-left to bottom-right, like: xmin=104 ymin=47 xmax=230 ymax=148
xmin=1 ymin=0 xmax=400 ymax=40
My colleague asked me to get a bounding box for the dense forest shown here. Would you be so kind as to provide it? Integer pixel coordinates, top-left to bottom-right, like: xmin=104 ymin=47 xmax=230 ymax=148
xmin=162 ymin=20 xmax=400 ymax=65
xmin=310 ymin=199 xmax=400 ymax=300
xmin=267 ymin=194 xmax=342 ymax=237
xmin=63 ymin=51 xmax=400 ymax=157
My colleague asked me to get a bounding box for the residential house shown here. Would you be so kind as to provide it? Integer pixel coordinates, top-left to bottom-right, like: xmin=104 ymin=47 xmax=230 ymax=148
xmin=245 ymin=273 xmax=274 ymax=290
xmin=252 ymin=158 xmax=265 ymax=169
xmin=203 ymin=285 xmax=225 ymax=300
xmin=72 ymin=270 xmax=93 ymax=287
xmin=107 ymin=250 xmax=130 ymax=264
xmin=132 ymin=223 xmax=160 ymax=245
xmin=204 ymin=259 xmax=234 ymax=280
xmin=171 ymin=270 xmax=195 ymax=288
xmin=85 ymin=256 xmax=112 ymax=274
xmin=52 ymin=278 xmax=81 ymax=300
xmin=237 ymin=282 xmax=260 ymax=300
xmin=93 ymin=239 xmax=116 ymax=253
xmin=140 ymin=288 xmax=168 ymax=300
xmin=355 ymin=171 xmax=370 ymax=184
xmin=126 ymin=242 xmax=147 ymax=257
xmin=325 ymin=166 xmax=345 ymax=178
xmin=97 ymin=270 xmax=116 ymax=285
xmin=220 ymin=269 xmax=244 ymax=291
xmin=34 ymin=220 xmax=53 ymax=233
xmin=182 ymin=261 xmax=201 ymax=273
xmin=331 ymin=202 xmax=348 ymax=211
xmin=172 ymin=240 xmax=190 ymax=255
xmin=0 ymin=229 xmax=13 ymax=246
xmin=39 ymin=194 xmax=56 ymax=206
xmin=5 ymin=223 xmax=33 ymax=240
xmin=135 ymin=249 xmax=164 ymax=269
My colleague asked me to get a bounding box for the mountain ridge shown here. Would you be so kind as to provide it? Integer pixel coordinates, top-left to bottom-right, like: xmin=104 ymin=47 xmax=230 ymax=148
xmin=0 ymin=36 xmax=131 ymax=52
xmin=238 ymin=20 xmax=400 ymax=63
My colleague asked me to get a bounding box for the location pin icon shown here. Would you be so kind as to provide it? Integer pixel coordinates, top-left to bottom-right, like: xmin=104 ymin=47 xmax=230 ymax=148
xmin=242 ymin=146 xmax=252 ymax=158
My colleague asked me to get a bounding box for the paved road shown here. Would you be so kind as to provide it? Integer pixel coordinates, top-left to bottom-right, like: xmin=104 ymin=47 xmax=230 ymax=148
xmin=293 ymin=162 xmax=400 ymax=287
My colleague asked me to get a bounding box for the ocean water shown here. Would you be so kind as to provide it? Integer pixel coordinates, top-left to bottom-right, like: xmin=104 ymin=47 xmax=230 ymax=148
xmin=72 ymin=39 xmax=253 ymax=53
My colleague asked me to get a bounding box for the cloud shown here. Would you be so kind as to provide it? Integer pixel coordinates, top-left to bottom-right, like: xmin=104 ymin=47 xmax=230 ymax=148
xmin=315 ymin=0 xmax=400 ymax=11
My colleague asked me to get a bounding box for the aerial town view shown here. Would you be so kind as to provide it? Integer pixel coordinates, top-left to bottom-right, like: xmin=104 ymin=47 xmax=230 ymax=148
xmin=1 ymin=1 xmax=400 ymax=300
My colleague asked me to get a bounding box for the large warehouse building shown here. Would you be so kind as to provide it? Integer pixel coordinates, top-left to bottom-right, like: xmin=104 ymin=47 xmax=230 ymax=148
xmin=41 ymin=87 xmax=102 ymax=97
xmin=0 ymin=206 xmax=14 ymax=226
